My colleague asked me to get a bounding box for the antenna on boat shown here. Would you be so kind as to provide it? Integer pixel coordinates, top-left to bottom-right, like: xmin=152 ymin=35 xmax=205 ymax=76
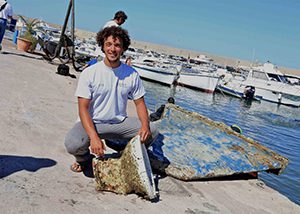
xmin=251 ymin=48 xmax=256 ymax=67
xmin=169 ymin=65 xmax=181 ymax=98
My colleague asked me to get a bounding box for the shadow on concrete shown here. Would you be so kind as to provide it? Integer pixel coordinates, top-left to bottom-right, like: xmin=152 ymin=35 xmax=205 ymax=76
xmin=192 ymin=172 xmax=258 ymax=182
xmin=0 ymin=155 xmax=57 ymax=178
xmin=1 ymin=51 xmax=43 ymax=60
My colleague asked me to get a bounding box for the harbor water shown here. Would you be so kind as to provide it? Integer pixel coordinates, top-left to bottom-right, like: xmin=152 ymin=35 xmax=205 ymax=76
xmin=142 ymin=81 xmax=300 ymax=205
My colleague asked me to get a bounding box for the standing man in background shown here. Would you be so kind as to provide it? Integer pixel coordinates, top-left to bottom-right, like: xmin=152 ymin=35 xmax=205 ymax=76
xmin=103 ymin=10 xmax=127 ymax=29
xmin=0 ymin=0 xmax=13 ymax=51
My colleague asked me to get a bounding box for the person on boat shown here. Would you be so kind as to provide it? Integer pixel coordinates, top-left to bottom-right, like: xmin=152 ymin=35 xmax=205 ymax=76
xmin=0 ymin=0 xmax=13 ymax=52
xmin=125 ymin=56 xmax=132 ymax=66
xmin=64 ymin=26 xmax=158 ymax=174
xmin=103 ymin=10 xmax=127 ymax=29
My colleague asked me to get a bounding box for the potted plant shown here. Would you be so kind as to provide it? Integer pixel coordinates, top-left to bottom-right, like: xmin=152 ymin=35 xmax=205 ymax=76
xmin=17 ymin=16 xmax=39 ymax=52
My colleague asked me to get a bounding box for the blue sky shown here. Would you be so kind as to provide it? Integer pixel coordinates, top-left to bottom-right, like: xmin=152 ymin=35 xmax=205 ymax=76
xmin=9 ymin=0 xmax=300 ymax=70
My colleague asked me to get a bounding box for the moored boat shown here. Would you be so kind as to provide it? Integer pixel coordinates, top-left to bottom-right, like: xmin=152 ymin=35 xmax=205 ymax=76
xmin=178 ymin=73 xmax=220 ymax=93
xmin=217 ymin=62 xmax=300 ymax=106
xmin=178 ymin=65 xmax=221 ymax=93
xmin=132 ymin=57 xmax=179 ymax=85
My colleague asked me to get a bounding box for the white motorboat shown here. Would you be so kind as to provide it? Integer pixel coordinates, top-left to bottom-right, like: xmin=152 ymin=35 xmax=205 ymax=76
xmin=178 ymin=65 xmax=221 ymax=93
xmin=284 ymin=74 xmax=300 ymax=87
xmin=218 ymin=62 xmax=300 ymax=107
xmin=132 ymin=57 xmax=179 ymax=85
xmin=124 ymin=47 xmax=144 ymax=59
xmin=169 ymin=54 xmax=221 ymax=93
xmin=189 ymin=54 xmax=213 ymax=65
xmin=178 ymin=73 xmax=220 ymax=93
xmin=133 ymin=55 xmax=221 ymax=93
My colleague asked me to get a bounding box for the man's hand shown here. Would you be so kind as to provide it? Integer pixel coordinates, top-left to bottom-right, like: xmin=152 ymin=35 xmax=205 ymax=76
xmin=78 ymin=97 xmax=106 ymax=156
xmin=90 ymin=135 xmax=106 ymax=156
xmin=138 ymin=126 xmax=151 ymax=143
xmin=134 ymin=97 xmax=152 ymax=143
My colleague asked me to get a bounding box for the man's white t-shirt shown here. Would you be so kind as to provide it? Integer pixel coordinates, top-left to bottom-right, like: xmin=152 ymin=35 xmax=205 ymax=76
xmin=0 ymin=1 xmax=13 ymax=20
xmin=75 ymin=61 xmax=145 ymax=124
xmin=102 ymin=20 xmax=118 ymax=29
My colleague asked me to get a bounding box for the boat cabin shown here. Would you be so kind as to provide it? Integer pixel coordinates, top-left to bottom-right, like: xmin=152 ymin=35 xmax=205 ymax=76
xmin=189 ymin=55 xmax=213 ymax=65
xmin=250 ymin=63 xmax=288 ymax=83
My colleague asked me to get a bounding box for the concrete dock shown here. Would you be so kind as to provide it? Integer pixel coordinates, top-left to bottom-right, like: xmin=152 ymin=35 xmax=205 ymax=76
xmin=0 ymin=40 xmax=299 ymax=213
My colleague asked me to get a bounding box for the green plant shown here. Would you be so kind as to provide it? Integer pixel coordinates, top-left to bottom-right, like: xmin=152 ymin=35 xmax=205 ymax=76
xmin=19 ymin=16 xmax=40 ymax=52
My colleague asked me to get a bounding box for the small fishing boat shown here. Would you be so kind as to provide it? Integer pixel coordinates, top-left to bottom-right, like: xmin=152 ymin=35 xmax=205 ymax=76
xmin=175 ymin=55 xmax=221 ymax=93
xmin=178 ymin=65 xmax=221 ymax=93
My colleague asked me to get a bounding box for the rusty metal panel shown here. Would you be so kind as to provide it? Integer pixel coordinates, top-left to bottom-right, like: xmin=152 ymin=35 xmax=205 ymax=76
xmin=151 ymin=104 xmax=288 ymax=180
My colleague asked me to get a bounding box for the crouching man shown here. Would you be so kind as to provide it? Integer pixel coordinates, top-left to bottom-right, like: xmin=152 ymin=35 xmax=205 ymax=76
xmin=65 ymin=26 xmax=158 ymax=173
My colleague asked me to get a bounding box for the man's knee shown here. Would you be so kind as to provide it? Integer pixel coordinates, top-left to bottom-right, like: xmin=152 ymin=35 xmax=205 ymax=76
xmin=64 ymin=129 xmax=89 ymax=155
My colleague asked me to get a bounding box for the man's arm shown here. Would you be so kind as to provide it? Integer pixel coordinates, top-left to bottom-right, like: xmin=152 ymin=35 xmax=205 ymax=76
xmin=134 ymin=96 xmax=151 ymax=143
xmin=78 ymin=97 xmax=105 ymax=156
xmin=7 ymin=4 xmax=13 ymax=19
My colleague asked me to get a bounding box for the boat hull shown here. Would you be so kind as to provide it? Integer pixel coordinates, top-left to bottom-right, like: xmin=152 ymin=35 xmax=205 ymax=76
xmin=178 ymin=72 xmax=219 ymax=93
xmin=133 ymin=65 xmax=176 ymax=86
xmin=218 ymin=78 xmax=300 ymax=107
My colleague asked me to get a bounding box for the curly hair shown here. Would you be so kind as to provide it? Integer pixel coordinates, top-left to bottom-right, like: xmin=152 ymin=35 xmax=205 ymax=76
xmin=96 ymin=26 xmax=131 ymax=52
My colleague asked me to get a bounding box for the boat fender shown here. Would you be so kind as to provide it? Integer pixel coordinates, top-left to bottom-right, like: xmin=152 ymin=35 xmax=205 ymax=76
xmin=278 ymin=93 xmax=282 ymax=102
xmin=167 ymin=97 xmax=175 ymax=104
xmin=230 ymin=124 xmax=242 ymax=134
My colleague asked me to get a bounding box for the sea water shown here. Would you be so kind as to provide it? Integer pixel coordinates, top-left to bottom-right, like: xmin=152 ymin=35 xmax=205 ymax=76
xmin=142 ymin=81 xmax=300 ymax=205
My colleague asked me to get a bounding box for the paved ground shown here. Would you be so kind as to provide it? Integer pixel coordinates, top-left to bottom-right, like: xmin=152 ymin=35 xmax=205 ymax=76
xmin=0 ymin=39 xmax=299 ymax=214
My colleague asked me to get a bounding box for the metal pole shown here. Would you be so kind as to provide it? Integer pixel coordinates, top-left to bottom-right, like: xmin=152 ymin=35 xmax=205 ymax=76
xmin=55 ymin=0 xmax=73 ymax=56
xmin=70 ymin=0 xmax=82 ymax=71
xmin=71 ymin=0 xmax=75 ymax=58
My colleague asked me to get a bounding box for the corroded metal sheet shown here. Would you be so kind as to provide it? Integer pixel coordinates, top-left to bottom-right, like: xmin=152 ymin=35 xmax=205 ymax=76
xmin=93 ymin=136 xmax=156 ymax=200
xmin=152 ymin=104 xmax=288 ymax=180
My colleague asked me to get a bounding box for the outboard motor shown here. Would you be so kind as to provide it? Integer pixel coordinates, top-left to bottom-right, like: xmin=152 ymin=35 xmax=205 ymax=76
xmin=243 ymin=86 xmax=255 ymax=100
xmin=167 ymin=97 xmax=175 ymax=104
